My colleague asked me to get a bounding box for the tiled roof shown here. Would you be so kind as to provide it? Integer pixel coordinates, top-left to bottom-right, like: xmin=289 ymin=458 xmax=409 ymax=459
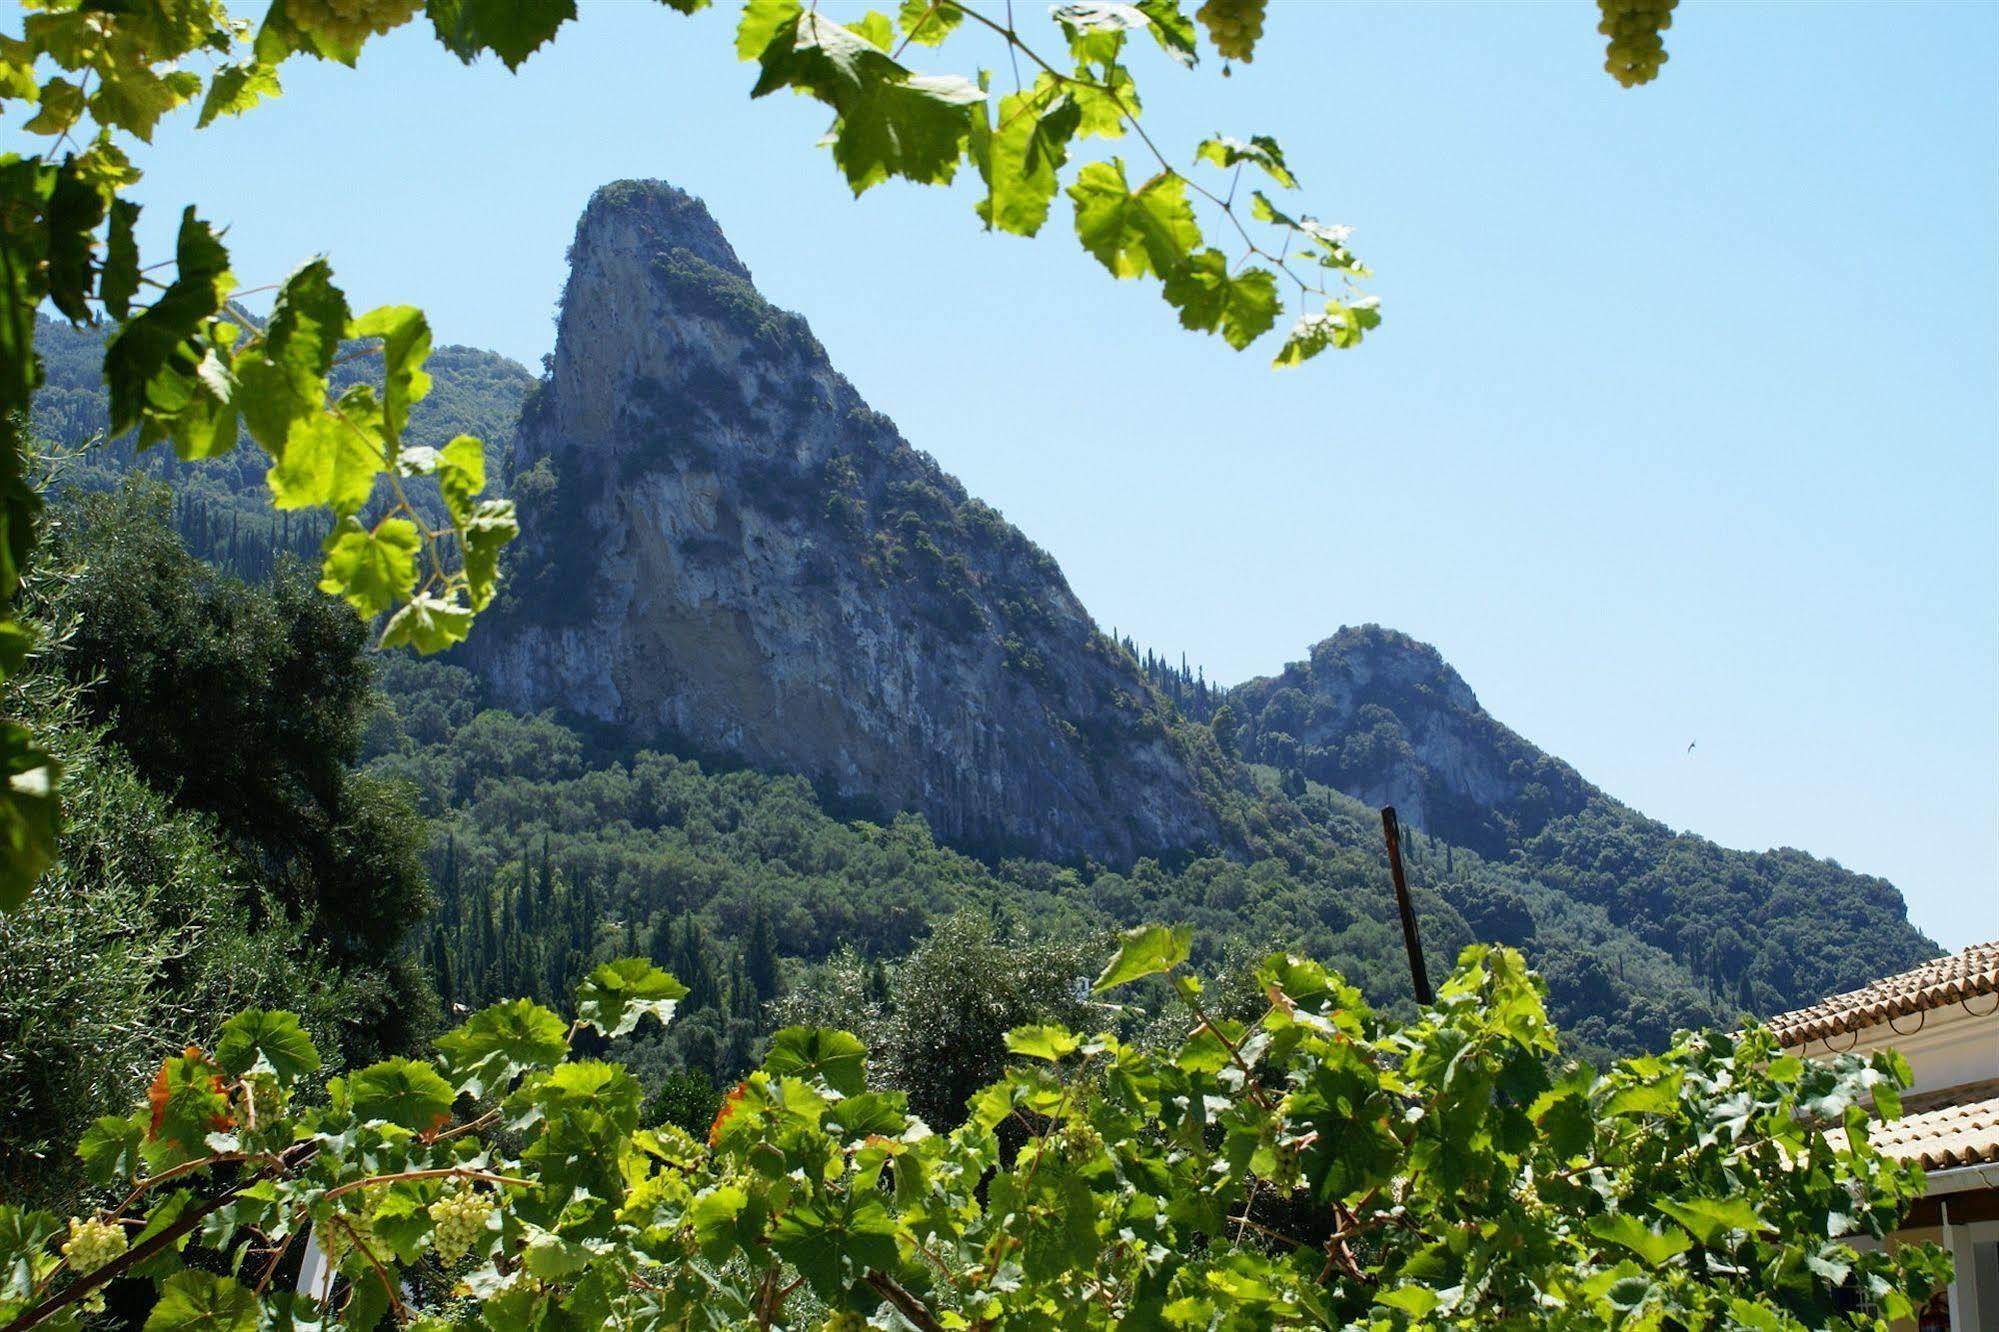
xmin=1767 ymin=940 xmax=1999 ymax=1047
xmin=1830 ymin=1080 xmax=1999 ymax=1171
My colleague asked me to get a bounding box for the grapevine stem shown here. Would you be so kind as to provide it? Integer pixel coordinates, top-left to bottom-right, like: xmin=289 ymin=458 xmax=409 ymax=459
xmin=865 ymin=1272 xmax=949 ymax=1332
xmin=1181 ymin=994 xmax=1272 ymax=1111
xmin=120 ymin=1151 xmax=249 ymax=1213
xmin=324 ymin=1167 xmax=531 ymax=1201
xmin=254 ymin=1216 xmax=305 ymax=1295
xmin=889 ymin=0 xmax=945 ymax=58
xmin=336 ymin=1216 xmax=408 ymax=1325
xmin=1004 ymin=0 xmax=1022 ymax=92
xmin=438 ymin=1108 xmax=501 ymax=1141
xmin=0 ymin=1142 xmax=317 ymax=1332
xmin=1229 ymin=1212 xmax=1308 ymax=1250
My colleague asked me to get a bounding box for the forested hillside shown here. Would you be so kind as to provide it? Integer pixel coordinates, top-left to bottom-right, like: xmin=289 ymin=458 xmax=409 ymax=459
xmin=29 ymin=315 xmax=534 ymax=583
xmin=1226 ymin=625 xmax=1935 ymax=1011
xmin=0 ymin=486 xmax=438 ymax=1205
xmin=10 ymin=183 xmax=1937 ymax=1188
xmin=361 ymin=645 xmax=1734 ymax=1080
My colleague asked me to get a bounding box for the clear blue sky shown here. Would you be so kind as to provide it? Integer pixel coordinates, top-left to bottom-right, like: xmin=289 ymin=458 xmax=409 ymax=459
xmin=111 ymin=2 xmax=1996 ymax=946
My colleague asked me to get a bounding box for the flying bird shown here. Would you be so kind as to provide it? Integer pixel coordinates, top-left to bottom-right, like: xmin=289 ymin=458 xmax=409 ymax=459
xmin=1687 ymin=741 xmax=1697 ymax=753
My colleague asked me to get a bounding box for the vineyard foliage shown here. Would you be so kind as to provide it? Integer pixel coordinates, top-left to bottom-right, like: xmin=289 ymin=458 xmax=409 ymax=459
xmin=0 ymin=935 xmax=1948 ymax=1332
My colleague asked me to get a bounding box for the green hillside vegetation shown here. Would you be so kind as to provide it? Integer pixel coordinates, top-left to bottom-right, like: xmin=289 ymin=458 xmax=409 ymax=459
xmin=363 ymin=641 xmax=1729 ymax=1093
xmin=29 ymin=316 xmax=534 ymax=584
xmin=19 ymin=343 xmax=1933 ymax=1171
xmin=1 ymin=483 xmax=443 ymax=1207
xmin=1226 ymin=625 xmax=1933 ymax=1013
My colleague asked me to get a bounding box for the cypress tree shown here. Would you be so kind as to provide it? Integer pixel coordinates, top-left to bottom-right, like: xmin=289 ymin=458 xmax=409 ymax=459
xmin=744 ymin=902 xmax=780 ymax=1005
xmin=432 ymin=927 xmax=455 ymax=1006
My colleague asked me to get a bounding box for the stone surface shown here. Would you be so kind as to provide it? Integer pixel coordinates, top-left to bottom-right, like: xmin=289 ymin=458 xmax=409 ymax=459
xmin=1231 ymin=624 xmax=1591 ymax=856
xmin=472 ymin=181 xmax=1223 ymax=866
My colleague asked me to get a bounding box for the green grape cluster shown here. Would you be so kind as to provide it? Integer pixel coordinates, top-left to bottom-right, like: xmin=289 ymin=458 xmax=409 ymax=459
xmin=427 ymin=1184 xmax=496 ymax=1263
xmin=244 ymin=1074 xmax=285 ymax=1127
xmin=61 ymin=1216 xmax=127 ymax=1312
xmin=321 ymin=1186 xmax=386 ymax=1271
xmin=1597 ymin=0 xmax=1675 ymax=88
xmin=819 ymin=1314 xmax=869 ymax=1332
xmin=284 ymin=0 xmax=421 ymax=47
xmin=1195 ymin=0 xmax=1267 ymax=63
xmin=1059 ymin=1119 xmax=1105 ymax=1163
xmin=61 ymin=1216 xmax=127 ymax=1275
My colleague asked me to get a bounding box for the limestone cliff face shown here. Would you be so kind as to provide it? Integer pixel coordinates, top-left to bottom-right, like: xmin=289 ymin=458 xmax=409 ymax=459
xmin=1230 ymin=625 xmax=1591 ymax=857
xmin=473 ymin=181 xmax=1222 ymax=865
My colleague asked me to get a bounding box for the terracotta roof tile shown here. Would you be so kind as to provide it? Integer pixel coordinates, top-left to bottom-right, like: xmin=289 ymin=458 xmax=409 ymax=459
xmin=1767 ymin=940 xmax=1999 ymax=1047
xmin=1829 ymin=1085 xmax=1999 ymax=1171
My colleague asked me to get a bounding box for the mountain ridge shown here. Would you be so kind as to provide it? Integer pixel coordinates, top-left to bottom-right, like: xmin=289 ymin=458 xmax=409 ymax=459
xmin=27 ymin=178 xmax=1938 ymax=1034
xmin=470 ymin=180 xmax=1233 ymax=867
xmin=1224 ymin=623 xmax=1932 ymax=1005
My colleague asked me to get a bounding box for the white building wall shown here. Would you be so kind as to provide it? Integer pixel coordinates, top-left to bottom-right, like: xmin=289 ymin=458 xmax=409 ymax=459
xmin=1792 ymin=998 xmax=1999 ymax=1096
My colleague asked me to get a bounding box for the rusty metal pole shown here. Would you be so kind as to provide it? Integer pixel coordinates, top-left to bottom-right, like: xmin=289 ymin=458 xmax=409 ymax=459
xmin=1380 ymin=806 xmax=1434 ymax=1005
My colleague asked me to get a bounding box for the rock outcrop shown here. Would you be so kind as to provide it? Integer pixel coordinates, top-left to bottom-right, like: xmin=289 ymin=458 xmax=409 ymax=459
xmin=473 ymin=181 xmax=1223 ymax=865
xmin=1230 ymin=625 xmax=1591 ymax=856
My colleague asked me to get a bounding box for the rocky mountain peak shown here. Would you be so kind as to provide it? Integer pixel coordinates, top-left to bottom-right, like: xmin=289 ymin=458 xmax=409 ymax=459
xmin=476 ymin=182 xmax=1226 ymax=866
xmin=1231 ymin=623 xmax=1590 ymax=856
xmin=574 ymin=179 xmax=753 ymax=283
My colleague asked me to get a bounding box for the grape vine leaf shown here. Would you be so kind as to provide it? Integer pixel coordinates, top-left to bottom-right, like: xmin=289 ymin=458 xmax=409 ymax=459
xmin=352 ymin=304 xmax=432 ymax=443
xmin=1162 ymin=249 xmax=1280 ymax=349
xmin=435 ymin=998 xmax=571 ymax=1097
xmin=1134 ymin=0 xmax=1198 ymax=66
xmin=1654 ymin=1196 xmax=1771 ymax=1246
xmin=573 ymin=958 xmax=689 ymax=1038
xmin=0 ymin=723 xmax=59 ymax=910
xmin=76 ymin=1114 xmax=145 ymax=1185
xmin=768 ymin=1194 xmax=900 ymax=1298
xmin=198 ymin=62 xmax=282 ymax=128
xmin=1272 ymin=301 xmax=1378 ymax=367
xmin=381 ymin=595 xmax=476 ymax=654
xmin=348 ymin=1057 xmax=455 ymax=1132
xmin=763 ymin=1027 xmax=869 ymax=1096
xmin=268 ymin=395 xmax=383 ymax=515
xmin=462 ymin=501 xmax=517 ymax=612
xmin=317 ymin=517 xmax=419 ymax=617
xmin=686 ymin=1184 xmax=751 ymax=1260
xmin=428 ymin=0 xmax=579 ymax=71
xmin=1195 ymin=133 xmax=1295 ymax=188
xmin=214 ymin=1009 xmax=321 ymax=1085
xmin=975 ymin=88 xmax=1082 ymax=237
xmin=747 ymin=8 xmax=983 ymax=194
xmin=1069 ymin=160 xmax=1200 ymax=279
xmin=1093 ymin=923 xmax=1191 ymax=991
xmin=104 ymin=208 xmax=231 ymax=437
xmin=242 ymin=259 xmax=349 ymax=440
xmin=1589 ymin=1212 xmax=1694 ymax=1268
xmin=437 ymin=434 xmax=486 ymax=522
xmin=143 ymin=1270 xmax=260 ymax=1332
xmin=1004 ymin=1024 xmax=1082 ymax=1061
xmin=896 ymin=0 xmax=962 ymax=47
xmin=99 ymin=198 xmax=140 ymax=319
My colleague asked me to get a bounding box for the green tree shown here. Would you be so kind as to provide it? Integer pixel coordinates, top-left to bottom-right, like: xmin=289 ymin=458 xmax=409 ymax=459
xmin=0 ymin=650 xmax=347 ymax=1212
xmin=40 ymin=483 xmax=436 ymax=1060
xmin=743 ymin=897 xmax=781 ymax=1008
